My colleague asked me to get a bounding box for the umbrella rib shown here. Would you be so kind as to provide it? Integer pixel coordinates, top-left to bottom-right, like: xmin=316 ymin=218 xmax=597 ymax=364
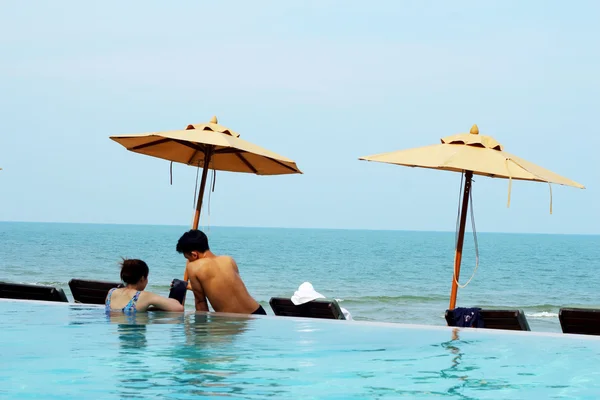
xmin=130 ymin=138 xmax=171 ymax=151
xmin=212 ymin=146 xmax=299 ymax=173
xmin=268 ymin=158 xmax=299 ymax=173
xmin=187 ymin=150 xmax=198 ymax=165
xmin=172 ymin=139 xmax=208 ymax=154
xmin=235 ymin=153 xmax=258 ymax=173
xmin=126 ymin=137 xmax=298 ymax=174
xmin=215 ymin=148 xmax=298 ymax=173
xmin=214 ymin=148 xmax=239 ymax=155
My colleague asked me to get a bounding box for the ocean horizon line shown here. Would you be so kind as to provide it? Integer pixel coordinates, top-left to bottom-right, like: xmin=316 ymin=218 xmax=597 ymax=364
xmin=1 ymin=219 xmax=598 ymax=237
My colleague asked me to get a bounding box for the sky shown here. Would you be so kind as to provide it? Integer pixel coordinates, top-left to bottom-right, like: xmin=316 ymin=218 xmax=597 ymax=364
xmin=0 ymin=1 xmax=598 ymax=234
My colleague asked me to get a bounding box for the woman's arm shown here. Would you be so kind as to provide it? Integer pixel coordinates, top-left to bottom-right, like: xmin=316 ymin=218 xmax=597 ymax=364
xmin=146 ymin=293 xmax=184 ymax=312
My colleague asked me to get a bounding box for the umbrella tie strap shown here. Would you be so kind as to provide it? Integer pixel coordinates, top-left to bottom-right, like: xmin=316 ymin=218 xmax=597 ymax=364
xmin=505 ymin=159 xmax=513 ymax=209
xmin=453 ymin=172 xmax=480 ymax=289
xmin=212 ymin=168 xmax=217 ymax=192
xmin=193 ymin=164 xmax=201 ymax=209
xmin=201 ymin=162 xmax=217 ymax=232
xmin=170 ymin=161 xmax=173 ymax=185
xmin=548 ymin=182 xmax=553 ymax=215
xmin=505 ymin=158 xmax=553 ymax=214
xmin=454 ymin=172 xmax=464 ymax=248
xmin=206 ymin=169 xmax=216 ymax=233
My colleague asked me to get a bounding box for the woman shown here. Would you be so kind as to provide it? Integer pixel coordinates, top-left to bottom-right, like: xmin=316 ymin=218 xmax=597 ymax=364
xmin=105 ymin=258 xmax=184 ymax=313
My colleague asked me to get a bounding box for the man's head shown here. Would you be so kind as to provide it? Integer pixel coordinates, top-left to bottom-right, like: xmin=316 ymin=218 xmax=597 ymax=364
xmin=176 ymin=229 xmax=210 ymax=261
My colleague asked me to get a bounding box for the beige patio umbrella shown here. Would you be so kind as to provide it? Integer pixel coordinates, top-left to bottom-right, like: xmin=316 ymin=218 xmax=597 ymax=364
xmin=359 ymin=124 xmax=584 ymax=310
xmin=110 ymin=116 xmax=302 ymax=279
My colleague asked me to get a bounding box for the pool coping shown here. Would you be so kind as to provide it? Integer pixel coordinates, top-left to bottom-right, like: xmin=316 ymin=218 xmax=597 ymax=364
xmin=0 ymin=298 xmax=600 ymax=341
xmin=3 ymin=298 xmax=600 ymax=342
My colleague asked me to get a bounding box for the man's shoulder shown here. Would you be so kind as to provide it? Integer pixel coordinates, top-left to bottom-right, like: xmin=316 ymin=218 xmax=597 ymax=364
xmin=187 ymin=258 xmax=211 ymax=272
xmin=188 ymin=255 xmax=236 ymax=273
xmin=215 ymin=255 xmax=237 ymax=266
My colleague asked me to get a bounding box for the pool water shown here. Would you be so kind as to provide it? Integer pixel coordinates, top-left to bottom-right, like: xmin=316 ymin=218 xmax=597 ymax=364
xmin=1 ymin=300 xmax=599 ymax=399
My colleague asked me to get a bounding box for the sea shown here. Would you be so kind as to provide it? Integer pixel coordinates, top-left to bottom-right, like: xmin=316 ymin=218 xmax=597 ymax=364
xmin=1 ymin=221 xmax=599 ymax=333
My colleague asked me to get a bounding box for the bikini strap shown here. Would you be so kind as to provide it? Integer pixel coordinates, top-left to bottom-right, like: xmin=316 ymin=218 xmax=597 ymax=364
xmin=124 ymin=291 xmax=142 ymax=311
xmin=105 ymin=288 xmax=117 ymax=306
xmin=132 ymin=291 xmax=141 ymax=303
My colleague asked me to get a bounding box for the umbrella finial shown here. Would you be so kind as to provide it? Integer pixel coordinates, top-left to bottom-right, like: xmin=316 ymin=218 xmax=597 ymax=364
xmin=470 ymin=124 xmax=479 ymax=135
xmin=210 ymin=116 xmax=218 ymax=124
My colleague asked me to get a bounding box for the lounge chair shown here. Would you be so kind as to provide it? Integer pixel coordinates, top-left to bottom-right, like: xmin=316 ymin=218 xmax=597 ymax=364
xmin=559 ymin=308 xmax=600 ymax=336
xmin=68 ymin=279 xmax=122 ymax=304
xmin=0 ymin=281 xmax=68 ymax=303
xmin=269 ymin=297 xmax=346 ymax=320
xmin=445 ymin=308 xmax=530 ymax=331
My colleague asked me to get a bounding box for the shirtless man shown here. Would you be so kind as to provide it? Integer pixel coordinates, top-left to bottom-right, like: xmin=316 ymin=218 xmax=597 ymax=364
xmin=176 ymin=229 xmax=267 ymax=315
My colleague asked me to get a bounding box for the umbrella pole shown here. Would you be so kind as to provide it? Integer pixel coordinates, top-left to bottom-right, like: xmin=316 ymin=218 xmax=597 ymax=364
xmin=448 ymin=170 xmax=473 ymax=310
xmin=192 ymin=148 xmax=213 ymax=230
xmin=184 ymin=148 xmax=213 ymax=283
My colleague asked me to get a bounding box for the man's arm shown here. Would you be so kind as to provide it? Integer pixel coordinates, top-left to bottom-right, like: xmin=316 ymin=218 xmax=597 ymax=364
xmin=187 ymin=262 xmax=209 ymax=312
xmin=183 ymin=260 xmax=190 ymax=289
xmin=192 ymin=281 xmax=209 ymax=312
xmin=181 ymin=260 xmax=190 ymax=306
xmin=230 ymin=257 xmax=240 ymax=274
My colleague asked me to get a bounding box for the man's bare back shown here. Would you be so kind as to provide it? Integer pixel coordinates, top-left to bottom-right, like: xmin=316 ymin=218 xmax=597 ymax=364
xmin=176 ymin=229 xmax=266 ymax=315
xmin=186 ymin=255 xmax=261 ymax=314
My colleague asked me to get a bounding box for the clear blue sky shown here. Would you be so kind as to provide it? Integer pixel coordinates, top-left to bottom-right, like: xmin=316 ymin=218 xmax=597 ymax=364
xmin=0 ymin=1 xmax=598 ymax=234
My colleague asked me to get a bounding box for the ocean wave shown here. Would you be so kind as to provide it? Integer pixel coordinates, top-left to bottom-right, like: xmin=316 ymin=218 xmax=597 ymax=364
xmin=341 ymin=295 xmax=447 ymax=304
xmin=525 ymin=311 xmax=558 ymax=318
xmin=27 ymin=281 xmax=67 ymax=286
xmin=478 ymin=304 xmax=600 ymax=311
xmin=519 ymin=304 xmax=563 ymax=310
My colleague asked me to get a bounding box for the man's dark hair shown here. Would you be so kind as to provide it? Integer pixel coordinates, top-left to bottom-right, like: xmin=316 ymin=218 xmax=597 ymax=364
xmin=120 ymin=258 xmax=149 ymax=285
xmin=176 ymin=229 xmax=210 ymax=254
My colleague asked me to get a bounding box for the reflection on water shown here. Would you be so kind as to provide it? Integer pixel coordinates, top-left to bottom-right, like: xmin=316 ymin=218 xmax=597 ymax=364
xmin=118 ymin=322 xmax=148 ymax=349
xmin=106 ymin=311 xmax=252 ymax=398
xmin=435 ymin=329 xmax=522 ymax=398
xmin=438 ymin=329 xmax=475 ymax=399
xmin=175 ymin=313 xmax=252 ymax=397
xmin=109 ymin=312 xmax=151 ymax=399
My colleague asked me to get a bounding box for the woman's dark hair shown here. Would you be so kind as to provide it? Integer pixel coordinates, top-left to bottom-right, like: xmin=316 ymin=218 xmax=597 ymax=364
xmin=176 ymin=229 xmax=210 ymax=254
xmin=120 ymin=258 xmax=149 ymax=284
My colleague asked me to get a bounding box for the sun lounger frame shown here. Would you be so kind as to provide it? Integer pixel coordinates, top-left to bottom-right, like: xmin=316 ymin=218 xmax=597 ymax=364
xmin=0 ymin=281 xmax=68 ymax=303
xmin=68 ymin=278 xmax=123 ymax=305
xmin=559 ymin=308 xmax=600 ymax=336
xmin=445 ymin=308 xmax=531 ymax=331
xmin=269 ymin=297 xmax=346 ymax=320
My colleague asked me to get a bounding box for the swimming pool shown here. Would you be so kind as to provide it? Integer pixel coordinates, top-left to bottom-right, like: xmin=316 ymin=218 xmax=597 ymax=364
xmin=1 ymin=299 xmax=599 ymax=399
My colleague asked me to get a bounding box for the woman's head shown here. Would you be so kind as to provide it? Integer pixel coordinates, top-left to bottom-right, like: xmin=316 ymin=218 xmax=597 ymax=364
xmin=120 ymin=258 xmax=149 ymax=289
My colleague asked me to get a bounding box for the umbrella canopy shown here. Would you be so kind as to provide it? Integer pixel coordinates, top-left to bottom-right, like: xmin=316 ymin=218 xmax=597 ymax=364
xmin=110 ymin=116 xmax=301 ymax=175
xmin=360 ymin=124 xmax=584 ymax=188
xmin=359 ymin=124 xmax=584 ymax=311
